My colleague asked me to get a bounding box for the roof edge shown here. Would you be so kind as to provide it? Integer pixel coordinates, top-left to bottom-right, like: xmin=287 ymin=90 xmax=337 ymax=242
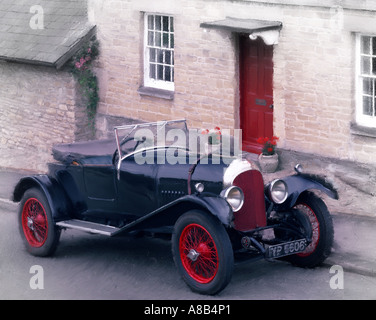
xmin=0 ymin=25 xmax=97 ymax=70
xmin=0 ymin=56 xmax=55 ymax=68
xmin=54 ymin=25 xmax=97 ymax=70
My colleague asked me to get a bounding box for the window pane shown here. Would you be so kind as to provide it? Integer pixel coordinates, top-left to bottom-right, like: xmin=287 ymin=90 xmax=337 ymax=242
xmin=373 ymin=57 xmax=376 ymax=75
xmin=155 ymin=31 xmax=161 ymax=47
xmin=155 ymin=15 xmax=161 ymax=31
xmin=163 ymin=16 xmax=169 ymax=32
xmin=148 ymin=31 xmax=154 ymax=46
xmin=362 ymin=36 xmax=371 ymax=54
xmin=148 ymin=15 xmax=154 ymax=30
xmin=170 ymin=34 xmax=174 ymax=49
xmin=170 ymin=17 xmax=174 ymax=32
xmin=165 ymin=66 xmax=171 ymax=82
xmin=163 ymin=33 xmax=169 ymax=48
xmin=363 ymin=78 xmax=373 ymax=96
xmin=165 ymin=50 xmax=171 ymax=65
xmin=149 ymin=63 xmax=156 ymax=79
xmin=361 ymin=56 xmax=371 ymax=74
xmin=363 ymin=96 xmax=373 ymax=116
xmin=157 ymin=49 xmax=163 ymax=64
xmin=149 ymin=48 xmax=156 ymax=62
xmin=373 ymin=37 xmax=376 ymax=56
xmin=157 ymin=64 xmax=164 ymax=80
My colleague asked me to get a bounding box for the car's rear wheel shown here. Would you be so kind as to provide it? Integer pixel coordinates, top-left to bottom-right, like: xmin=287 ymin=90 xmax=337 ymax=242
xmin=172 ymin=210 xmax=234 ymax=295
xmin=284 ymin=192 xmax=334 ymax=268
xmin=18 ymin=188 xmax=61 ymax=256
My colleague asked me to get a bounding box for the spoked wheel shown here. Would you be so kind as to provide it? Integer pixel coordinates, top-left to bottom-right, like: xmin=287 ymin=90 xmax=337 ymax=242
xmin=284 ymin=192 xmax=334 ymax=268
xmin=22 ymin=198 xmax=48 ymax=248
xmin=18 ymin=188 xmax=60 ymax=256
xmin=172 ymin=210 xmax=234 ymax=295
xmin=179 ymin=223 xmax=219 ymax=284
xmin=294 ymin=203 xmax=320 ymax=258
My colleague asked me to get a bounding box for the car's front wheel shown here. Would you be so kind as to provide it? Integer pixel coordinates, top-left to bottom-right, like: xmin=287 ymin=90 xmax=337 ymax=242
xmin=284 ymin=192 xmax=334 ymax=268
xmin=18 ymin=188 xmax=61 ymax=257
xmin=172 ymin=210 xmax=234 ymax=295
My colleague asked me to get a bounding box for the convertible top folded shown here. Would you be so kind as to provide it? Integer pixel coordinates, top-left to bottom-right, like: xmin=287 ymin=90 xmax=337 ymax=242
xmin=52 ymin=139 xmax=117 ymax=164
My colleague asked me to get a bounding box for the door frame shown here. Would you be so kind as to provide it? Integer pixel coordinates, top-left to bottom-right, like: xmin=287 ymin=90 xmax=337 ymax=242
xmin=238 ymin=34 xmax=275 ymax=154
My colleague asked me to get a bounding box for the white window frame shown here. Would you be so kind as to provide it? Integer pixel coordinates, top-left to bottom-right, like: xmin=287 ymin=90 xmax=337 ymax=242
xmin=355 ymin=34 xmax=376 ymax=128
xmin=144 ymin=13 xmax=174 ymax=92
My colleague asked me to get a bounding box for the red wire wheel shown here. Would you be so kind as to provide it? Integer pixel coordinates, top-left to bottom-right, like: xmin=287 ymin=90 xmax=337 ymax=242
xmin=179 ymin=223 xmax=219 ymax=284
xmin=172 ymin=210 xmax=234 ymax=295
xmin=21 ymin=198 xmax=48 ymax=248
xmin=284 ymin=192 xmax=333 ymax=268
xmin=295 ymin=204 xmax=320 ymax=257
xmin=18 ymin=188 xmax=61 ymax=256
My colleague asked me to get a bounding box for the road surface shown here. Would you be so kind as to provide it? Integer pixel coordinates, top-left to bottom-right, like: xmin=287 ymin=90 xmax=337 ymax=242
xmin=1 ymin=205 xmax=375 ymax=300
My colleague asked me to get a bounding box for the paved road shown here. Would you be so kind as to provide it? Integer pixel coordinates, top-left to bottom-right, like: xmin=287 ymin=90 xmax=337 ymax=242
xmin=1 ymin=206 xmax=376 ymax=300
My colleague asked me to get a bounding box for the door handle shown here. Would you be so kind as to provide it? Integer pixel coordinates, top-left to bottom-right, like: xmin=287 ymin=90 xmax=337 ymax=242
xmin=269 ymin=104 xmax=274 ymax=109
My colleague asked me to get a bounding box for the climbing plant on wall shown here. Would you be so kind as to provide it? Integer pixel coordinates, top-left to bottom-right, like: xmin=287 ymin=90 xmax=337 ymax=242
xmin=70 ymin=39 xmax=100 ymax=135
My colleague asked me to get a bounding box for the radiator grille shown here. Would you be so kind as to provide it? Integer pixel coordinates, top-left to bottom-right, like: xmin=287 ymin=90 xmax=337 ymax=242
xmin=232 ymin=170 xmax=266 ymax=231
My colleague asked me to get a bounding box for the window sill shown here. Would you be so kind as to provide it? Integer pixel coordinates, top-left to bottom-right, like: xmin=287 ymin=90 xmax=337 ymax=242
xmin=350 ymin=122 xmax=376 ymax=138
xmin=138 ymin=86 xmax=174 ymax=100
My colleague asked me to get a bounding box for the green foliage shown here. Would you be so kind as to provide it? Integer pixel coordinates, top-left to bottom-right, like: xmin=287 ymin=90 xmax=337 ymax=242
xmin=70 ymin=39 xmax=100 ymax=134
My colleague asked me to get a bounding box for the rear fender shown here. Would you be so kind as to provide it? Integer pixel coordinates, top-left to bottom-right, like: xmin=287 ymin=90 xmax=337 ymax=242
xmin=13 ymin=175 xmax=72 ymax=221
xmin=275 ymin=174 xmax=338 ymax=210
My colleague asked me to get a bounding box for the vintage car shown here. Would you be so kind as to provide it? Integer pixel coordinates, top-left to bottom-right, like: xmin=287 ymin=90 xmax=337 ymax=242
xmin=13 ymin=119 xmax=337 ymax=295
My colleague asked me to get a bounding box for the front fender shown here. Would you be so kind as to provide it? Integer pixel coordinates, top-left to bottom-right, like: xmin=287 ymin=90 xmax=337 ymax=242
xmin=147 ymin=193 xmax=234 ymax=227
xmin=114 ymin=194 xmax=234 ymax=235
xmin=13 ymin=175 xmax=71 ymax=221
xmin=273 ymin=174 xmax=338 ymax=210
xmin=187 ymin=193 xmax=234 ymax=226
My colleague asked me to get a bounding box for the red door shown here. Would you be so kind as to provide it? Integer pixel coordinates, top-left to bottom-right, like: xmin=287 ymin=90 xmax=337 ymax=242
xmin=239 ymin=35 xmax=274 ymax=154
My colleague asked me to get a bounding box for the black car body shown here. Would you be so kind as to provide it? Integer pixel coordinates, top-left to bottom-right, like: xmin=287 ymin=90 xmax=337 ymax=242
xmin=13 ymin=120 xmax=338 ymax=295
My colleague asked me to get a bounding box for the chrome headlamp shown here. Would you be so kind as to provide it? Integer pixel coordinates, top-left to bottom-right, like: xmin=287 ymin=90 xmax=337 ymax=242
xmin=221 ymin=186 xmax=244 ymax=212
xmin=269 ymin=179 xmax=288 ymax=204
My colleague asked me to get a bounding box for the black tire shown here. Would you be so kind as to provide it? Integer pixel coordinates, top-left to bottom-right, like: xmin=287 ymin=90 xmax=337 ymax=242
xmin=285 ymin=192 xmax=334 ymax=268
xmin=172 ymin=210 xmax=234 ymax=295
xmin=18 ymin=188 xmax=61 ymax=257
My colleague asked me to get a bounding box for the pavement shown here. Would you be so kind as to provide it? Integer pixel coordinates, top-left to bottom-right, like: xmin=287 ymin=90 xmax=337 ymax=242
xmin=0 ymin=148 xmax=375 ymax=278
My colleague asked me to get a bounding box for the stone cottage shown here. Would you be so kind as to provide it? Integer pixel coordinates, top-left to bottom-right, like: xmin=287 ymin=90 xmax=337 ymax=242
xmin=2 ymin=0 xmax=376 ymax=172
xmin=0 ymin=0 xmax=95 ymax=171
xmin=88 ymin=0 xmax=376 ymax=165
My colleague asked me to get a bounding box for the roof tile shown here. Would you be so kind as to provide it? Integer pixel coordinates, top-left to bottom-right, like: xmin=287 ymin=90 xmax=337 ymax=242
xmin=0 ymin=0 xmax=95 ymax=68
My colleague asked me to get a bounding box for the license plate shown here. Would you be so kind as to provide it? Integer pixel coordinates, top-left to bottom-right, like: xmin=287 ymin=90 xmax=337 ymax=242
xmin=266 ymin=239 xmax=307 ymax=259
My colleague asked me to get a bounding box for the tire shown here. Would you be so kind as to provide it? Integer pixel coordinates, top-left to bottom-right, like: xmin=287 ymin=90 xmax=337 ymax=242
xmin=18 ymin=188 xmax=61 ymax=257
xmin=172 ymin=210 xmax=234 ymax=295
xmin=285 ymin=192 xmax=334 ymax=268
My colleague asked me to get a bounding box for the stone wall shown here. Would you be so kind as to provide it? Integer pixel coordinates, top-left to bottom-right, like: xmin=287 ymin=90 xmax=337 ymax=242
xmin=89 ymin=0 xmax=238 ymax=132
xmin=1 ymin=0 xmax=374 ymax=172
xmin=89 ymin=0 xmax=376 ymax=166
xmin=0 ymin=62 xmax=91 ymax=172
xmin=273 ymin=4 xmax=376 ymax=164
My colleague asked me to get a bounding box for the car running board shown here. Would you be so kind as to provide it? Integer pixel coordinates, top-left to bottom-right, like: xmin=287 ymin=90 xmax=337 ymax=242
xmin=56 ymin=219 xmax=120 ymax=236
